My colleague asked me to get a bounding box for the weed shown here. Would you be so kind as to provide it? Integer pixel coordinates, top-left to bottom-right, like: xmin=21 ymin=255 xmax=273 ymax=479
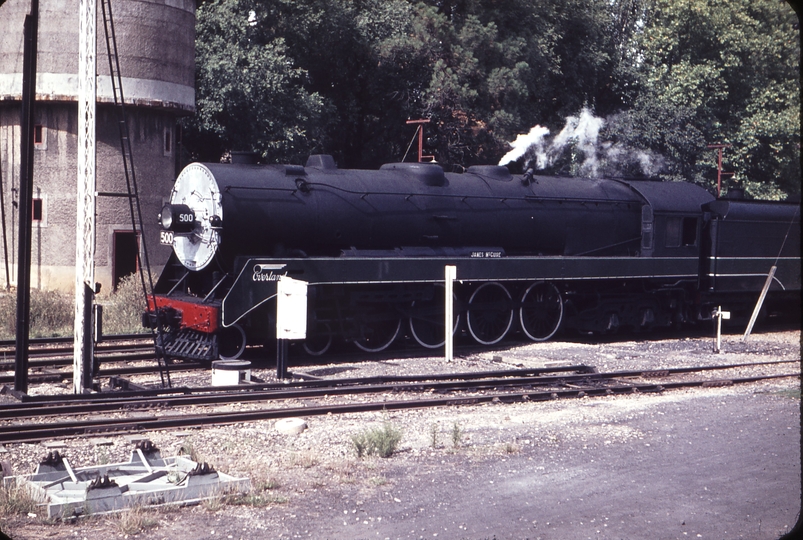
xmin=177 ymin=440 xmax=201 ymax=463
xmin=226 ymin=476 xmax=287 ymax=507
xmin=430 ymin=422 xmax=439 ymax=448
xmin=227 ymin=491 xmax=288 ymax=506
xmin=503 ymin=442 xmax=520 ymax=454
xmin=0 ymin=274 xmax=151 ymax=340
xmin=326 ymin=459 xmax=357 ymax=483
xmin=202 ymin=494 xmax=225 ymax=512
xmin=108 ymin=505 xmax=159 ymax=535
xmin=255 ymin=477 xmax=280 ymax=491
xmin=0 ymin=481 xmax=40 ymax=516
xmin=351 ymin=422 xmax=403 ymax=458
xmin=451 ymin=421 xmax=464 ymax=448
xmin=95 ymin=448 xmax=111 ymax=465
xmin=289 ymin=452 xmax=317 ymax=469
xmin=369 ymin=476 xmax=389 ymax=486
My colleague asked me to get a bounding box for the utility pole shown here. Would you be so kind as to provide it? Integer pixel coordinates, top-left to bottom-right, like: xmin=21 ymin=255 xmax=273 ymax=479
xmin=707 ymin=144 xmax=734 ymax=198
xmin=14 ymin=0 xmax=39 ymax=394
xmin=74 ymin=0 xmax=97 ymax=393
xmin=405 ymin=119 xmax=435 ymax=162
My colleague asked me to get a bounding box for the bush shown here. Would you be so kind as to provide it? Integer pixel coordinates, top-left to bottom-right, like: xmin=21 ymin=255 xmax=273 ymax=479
xmin=0 ymin=288 xmax=74 ymax=339
xmin=0 ymin=273 xmax=151 ymax=340
xmin=351 ymin=422 xmax=403 ymax=458
xmin=97 ymin=273 xmax=149 ymax=335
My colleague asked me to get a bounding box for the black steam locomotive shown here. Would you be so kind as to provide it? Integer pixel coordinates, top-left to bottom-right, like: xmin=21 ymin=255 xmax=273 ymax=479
xmin=145 ymin=155 xmax=800 ymax=360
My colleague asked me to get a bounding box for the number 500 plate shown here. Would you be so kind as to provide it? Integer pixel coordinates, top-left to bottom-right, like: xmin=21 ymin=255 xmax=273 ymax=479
xmin=159 ymin=230 xmax=174 ymax=245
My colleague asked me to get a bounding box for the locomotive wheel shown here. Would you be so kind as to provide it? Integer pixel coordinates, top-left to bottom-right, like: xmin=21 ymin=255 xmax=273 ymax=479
xmin=302 ymin=321 xmax=333 ymax=356
xmin=466 ymin=282 xmax=514 ymax=346
xmin=408 ymin=284 xmax=460 ymax=349
xmin=519 ymin=282 xmax=564 ymax=341
xmin=354 ymin=309 xmax=402 ymax=352
xmin=218 ymin=324 xmax=246 ymax=360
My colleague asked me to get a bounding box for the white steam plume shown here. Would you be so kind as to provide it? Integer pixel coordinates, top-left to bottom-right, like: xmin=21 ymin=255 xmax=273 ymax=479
xmin=498 ymin=125 xmax=550 ymax=167
xmin=499 ymin=107 xmax=664 ymax=178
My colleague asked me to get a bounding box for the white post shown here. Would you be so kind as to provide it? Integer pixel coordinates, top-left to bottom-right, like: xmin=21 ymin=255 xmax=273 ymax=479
xmin=713 ymin=306 xmax=730 ymax=353
xmin=74 ymin=0 xmax=96 ymax=393
xmin=742 ymin=266 xmax=777 ymax=342
xmin=444 ymin=265 xmax=456 ymax=362
xmin=276 ymin=276 xmax=308 ymax=379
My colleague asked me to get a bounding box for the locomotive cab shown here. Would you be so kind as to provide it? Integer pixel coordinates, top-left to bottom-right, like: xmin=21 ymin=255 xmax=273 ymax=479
xmin=616 ymin=179 xmax=714 ymax=259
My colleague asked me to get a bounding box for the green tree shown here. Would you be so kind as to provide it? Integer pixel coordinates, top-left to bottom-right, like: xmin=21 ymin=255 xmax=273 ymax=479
xmin=264 ymin=0 xmax=418 ymax=167
xmin=186 ymin=0 xmax=799 ymax=200
xmin=184 ymin=0 xmax=325 ymax=163
xmin=605 ymin=0 xmax=800 ymax=198
xmin=383 ymin=0 xmax=620 ymax=168
xmin=186 ymin=0 xmax=622 ymax=169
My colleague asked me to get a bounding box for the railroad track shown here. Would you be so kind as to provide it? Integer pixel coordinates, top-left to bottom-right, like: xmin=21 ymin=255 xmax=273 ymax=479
xmin=0 ymin=336 xmax=600 ymax=385
xmin=0 ymin=334 xmax=196 ymax=384
xmin=0 ymin=360 xmax=797 ymax=445
xmin=2 ymin=321 xmax=798 ymax=384
xmin=0 ymin=333 xmax=152 ymax=351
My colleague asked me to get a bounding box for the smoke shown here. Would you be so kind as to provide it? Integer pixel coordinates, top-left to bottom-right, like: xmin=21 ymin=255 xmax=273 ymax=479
xmin=499 ymin=107 xmax=664 ymax=178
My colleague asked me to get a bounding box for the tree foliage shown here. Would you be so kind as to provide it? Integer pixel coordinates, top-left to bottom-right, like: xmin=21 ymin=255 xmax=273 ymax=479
xmin=185 ymin=0 xmax=799 ymax=199
xmin=604 ymin=0 xmax=800 ymax=197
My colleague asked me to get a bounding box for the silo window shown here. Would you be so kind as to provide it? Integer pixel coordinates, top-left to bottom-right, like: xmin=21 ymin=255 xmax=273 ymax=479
xmin=34 ymin=125 xmax=46 ymax=149
xmin=164 ymin=127 xmax=172 ymax=155
xmin=32 ymin=198 xmax=43 ymax=221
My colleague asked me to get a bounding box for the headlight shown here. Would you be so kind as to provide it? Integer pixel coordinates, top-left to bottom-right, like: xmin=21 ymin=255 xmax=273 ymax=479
xmin=160 ymin=203 xmax=196 ymax=233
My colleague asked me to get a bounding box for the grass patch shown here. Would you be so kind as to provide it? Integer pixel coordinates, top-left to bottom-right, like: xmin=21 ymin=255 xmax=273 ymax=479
xmin=225 ymin=475 xmax=286 ymax=507
xmin=255 ymin=476 xmax=281 ymax=491
xmin=369 ymin=476 xmax=389 ymax=486
xmin=202 ymin=494 xmax=225 ymax=512
xmin=351 ymin=422 xmax=403 ymax=458
xmin=764 ymin=388 xmax=801 ymax=399
xmin=289 ymin=452 xmax=318 ymax=469
xmin=107 ymin=505 xmax=159 ymax=535
xmin=0 ymin=481 xmax=41 ymax=517
xmin=0 ymin=289 xmax=74 ymax=339
xmin=0 ymin=273 xmax=150 ymax=340
xmin=226 ymin=490 xmax=288 ymax=507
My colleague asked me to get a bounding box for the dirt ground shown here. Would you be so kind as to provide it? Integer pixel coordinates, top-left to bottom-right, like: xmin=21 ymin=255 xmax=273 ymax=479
xmin=1 ymin=328 xmax=800 ymax=540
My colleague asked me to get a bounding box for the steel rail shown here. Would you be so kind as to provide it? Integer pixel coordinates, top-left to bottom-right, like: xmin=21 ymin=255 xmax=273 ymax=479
xmin=0 ymin=333 xmax=151 ymax=349
xmin=0 ymin=362 xmax=205 ymax=385
xmin=0 ymin=365 xmax=598 ymax=418
xmin=0 ymin=348 xmax=160 ymax=371
xmin=2 ymin=370 xmax=604 ymax=419
xmin=0 ymin=372 xmax=796 ymax=445
xmin=1 ymin=360 xmax=795 ymax=409
xmin=8 ymin=365 xmax=595 ymax=403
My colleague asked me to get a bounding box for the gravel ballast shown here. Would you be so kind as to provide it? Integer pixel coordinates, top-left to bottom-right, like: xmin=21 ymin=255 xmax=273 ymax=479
xmin=1 ymin=329 xmax=800 ymax=539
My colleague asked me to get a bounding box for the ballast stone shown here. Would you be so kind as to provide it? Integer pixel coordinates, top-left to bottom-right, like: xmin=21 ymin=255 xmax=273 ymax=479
xmin=275 ymin=418 xmax=308 ymax=435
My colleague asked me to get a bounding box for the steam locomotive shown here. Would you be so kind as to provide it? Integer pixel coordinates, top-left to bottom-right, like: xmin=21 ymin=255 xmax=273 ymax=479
xmin=144 ymin=155 xmax=800 ymax=360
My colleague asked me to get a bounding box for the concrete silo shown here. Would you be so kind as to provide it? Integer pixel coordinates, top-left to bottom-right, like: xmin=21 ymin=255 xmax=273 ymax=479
xmin=0 ymin=0 xmax=195 ymax=292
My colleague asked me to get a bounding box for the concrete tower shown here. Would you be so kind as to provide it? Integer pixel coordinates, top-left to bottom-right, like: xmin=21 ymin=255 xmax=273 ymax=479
xmin=0 ymin=0 xmax=195 ymax=292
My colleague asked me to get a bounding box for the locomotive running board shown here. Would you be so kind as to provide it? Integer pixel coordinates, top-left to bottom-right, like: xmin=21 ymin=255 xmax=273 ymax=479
xmin=221 ymin=255 xmax=701 ymax=327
